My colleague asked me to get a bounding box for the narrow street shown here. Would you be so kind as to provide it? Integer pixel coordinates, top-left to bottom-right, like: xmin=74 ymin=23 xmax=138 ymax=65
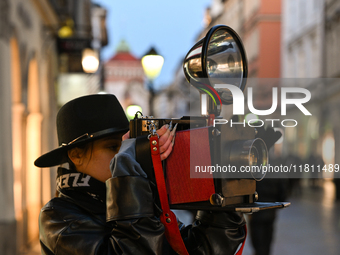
xmin=243 ymin=180 xmax=340 ymax=255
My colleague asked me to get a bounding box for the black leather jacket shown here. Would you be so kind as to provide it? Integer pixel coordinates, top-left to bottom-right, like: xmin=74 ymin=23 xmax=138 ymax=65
xmin=40 ymin=177 xmax=246 ymax=255
xmin=39 ymin=140 xmax=246 ymax=255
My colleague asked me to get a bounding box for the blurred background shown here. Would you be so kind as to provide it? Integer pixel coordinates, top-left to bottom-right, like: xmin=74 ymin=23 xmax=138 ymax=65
xmin=1 ymin=0 xmax=340 ymax=254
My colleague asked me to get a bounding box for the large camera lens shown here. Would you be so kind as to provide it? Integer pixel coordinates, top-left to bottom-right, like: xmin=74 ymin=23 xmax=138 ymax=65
xmin=229 ymin=138 xmax=268 ymax=180
xmin=250 ymin=139 xmax=268 ymax=166
xmin=249 ymin=146 xmax=259 ymax=167
xmin=250 ymin=139 xmax=268 ymax=180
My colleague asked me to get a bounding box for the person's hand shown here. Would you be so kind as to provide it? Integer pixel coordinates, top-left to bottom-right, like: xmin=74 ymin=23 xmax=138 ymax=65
xmin=156 ymin=123 xmax=177 ymax=160
xmin=121 ymin=123 xmax=177 ymax=161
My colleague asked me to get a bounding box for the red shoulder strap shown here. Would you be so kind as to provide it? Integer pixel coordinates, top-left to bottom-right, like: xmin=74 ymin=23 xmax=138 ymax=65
xmin=149 ymin=135 xmax=189 ymax=255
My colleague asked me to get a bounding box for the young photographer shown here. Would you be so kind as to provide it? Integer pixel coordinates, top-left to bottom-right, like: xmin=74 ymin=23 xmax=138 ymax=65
xmin=35 ymin=94 xmax=246 ymax=255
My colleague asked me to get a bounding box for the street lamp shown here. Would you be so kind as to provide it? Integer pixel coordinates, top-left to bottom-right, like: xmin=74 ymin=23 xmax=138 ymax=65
xmin=82 ymin=48 xmax=100 ymax=73
xmin=126 ymin=105 xmax=143 ymax=120
xmin=141 ymin=47 xmax=164 ymax=116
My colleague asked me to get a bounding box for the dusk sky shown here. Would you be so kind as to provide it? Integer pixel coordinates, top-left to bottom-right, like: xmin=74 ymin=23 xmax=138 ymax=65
xmin=92 ymin=0 xmax=212 ymax=89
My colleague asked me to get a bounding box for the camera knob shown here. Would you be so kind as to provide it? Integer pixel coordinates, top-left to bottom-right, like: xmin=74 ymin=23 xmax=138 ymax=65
xmin=210 ymin=193 xmax=224 ymax=206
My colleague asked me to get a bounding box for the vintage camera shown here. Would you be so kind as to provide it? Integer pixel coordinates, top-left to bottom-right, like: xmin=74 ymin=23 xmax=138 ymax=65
xmin=130 ymin=25 xmax=289 ymax=213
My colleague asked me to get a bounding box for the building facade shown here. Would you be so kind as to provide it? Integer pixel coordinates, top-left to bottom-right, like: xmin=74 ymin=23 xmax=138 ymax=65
xmin=282 ymin=0 xmax=324 ymax=79
xmin=104 ymin=40 xmax=150 ymax=116
xmin=0 ymin=0 xmax=108 ymax=253
xmin=325 ymin=0 xmax=340 ymax=78
xmin=281 ymin=0 xmax=329 ymax=164
xmin=1 ymin=1 xmax=59 ymax=253
xmin=324 ymin=0 xmax=340 ymax=191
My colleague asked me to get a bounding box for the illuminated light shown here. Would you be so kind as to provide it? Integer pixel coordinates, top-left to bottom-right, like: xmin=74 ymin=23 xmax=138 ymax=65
xmin=12 ymin=103 xmax=25 ymax=220
xmin=141 ymin=55 xmax=164 ymax=80
xmin=58 ymin=74 xmax=94 ymax=105
xmin=26 ymin=112 xmax=43 ymax=241
xmin=141 ymin=47 xmax=164 ymax=116
xmin=82 ymin=48 xmax=99 ymax=73
xmin=58 ymin=26 xmax=73 ymax=38
xmin=126 ymin=105 xmax=143 ymax=120
xmin=245 ymin=113 xmax=259 ymax=123
xmin=322 ymin=134 xmax=335 ymax=179
xmin=58 ymin=18 xmax=74 ymax=38
xmin=11 ymin=37 xmax=24 ymax=220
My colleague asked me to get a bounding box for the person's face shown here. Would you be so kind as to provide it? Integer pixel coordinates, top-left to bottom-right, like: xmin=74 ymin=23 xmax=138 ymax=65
xmin=70 ymin=134 xmax=123 ymax=182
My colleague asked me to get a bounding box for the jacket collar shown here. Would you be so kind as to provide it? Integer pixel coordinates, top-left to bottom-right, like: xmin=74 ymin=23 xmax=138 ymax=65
xmin=57 ymin=166 xmax=107 ymax=214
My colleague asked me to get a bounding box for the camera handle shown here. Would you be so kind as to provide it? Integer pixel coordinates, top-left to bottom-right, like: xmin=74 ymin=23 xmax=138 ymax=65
xmin=149 ymin=134 xmax=189 ymax=255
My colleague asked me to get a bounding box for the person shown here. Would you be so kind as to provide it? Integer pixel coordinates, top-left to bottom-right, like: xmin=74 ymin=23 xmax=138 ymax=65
xmin=248 ymin=149 xmax=289 ymax=255
xmin=35 ymin=94 xmax=246 ymax=255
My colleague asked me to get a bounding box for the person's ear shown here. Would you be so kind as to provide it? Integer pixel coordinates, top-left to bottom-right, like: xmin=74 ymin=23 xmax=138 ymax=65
xmin=68 ymin=147 xmax=85 ymax=167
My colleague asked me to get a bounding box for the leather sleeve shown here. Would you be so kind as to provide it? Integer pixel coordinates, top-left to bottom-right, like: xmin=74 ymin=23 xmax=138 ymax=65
xmin=39 ymin=195 xmax=167 ymax=255
xmin=182 ymin=211 xmax=247 ymax=255
xmin=104 ymin=138 xmax=168 ymax=254
xmin=105 ymin=175 xmax=167 ymax=254
xmin=106 ymin=138 xmax=158 ymax=221
xmin=39 ymin=198 xmax=115 ymax=255
xmin=106 ymin=176 xmax=154 ymax=221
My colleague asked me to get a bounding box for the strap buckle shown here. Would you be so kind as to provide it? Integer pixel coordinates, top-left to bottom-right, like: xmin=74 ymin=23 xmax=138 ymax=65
xmin=147 ymin=122 xmax=159 ymax=139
